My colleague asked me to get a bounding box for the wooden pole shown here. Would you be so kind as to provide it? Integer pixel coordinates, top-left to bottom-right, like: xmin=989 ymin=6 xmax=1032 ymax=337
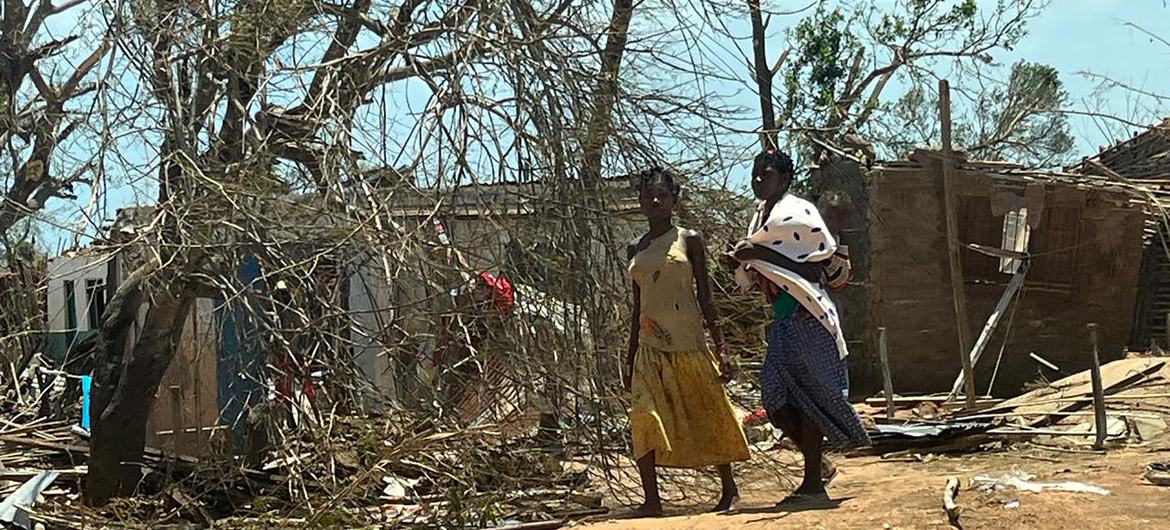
xmin=1086 ymin=323 xmax=1107 ymax=450
xmin=878 ymin=327 xmax=895 ymax=420
xmin=939 ymin=79 xmax=976 ymax=408
xmin=1164 ymin=312 xmax=1169 ymax=351
xmin=948 ymin=264 xmax=1027 ymax=399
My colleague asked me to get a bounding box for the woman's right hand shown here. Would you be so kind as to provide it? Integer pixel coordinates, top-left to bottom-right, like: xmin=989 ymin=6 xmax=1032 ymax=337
xmin=719 ymin=242 xmax=737 ymax=270
xmin=732 ymin=240 xmax=762 ymax=262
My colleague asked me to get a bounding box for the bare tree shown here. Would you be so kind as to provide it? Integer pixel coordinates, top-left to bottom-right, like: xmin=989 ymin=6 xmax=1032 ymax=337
xmin=83 ymin=0 xmax=535 ymax=504
xmin=80 ymin=0 xmax=712 ymax=506
xmin=0 ymin=1 xmax=112 ymax=237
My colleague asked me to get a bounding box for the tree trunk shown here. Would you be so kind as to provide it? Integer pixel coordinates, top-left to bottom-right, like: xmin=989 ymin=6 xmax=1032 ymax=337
xmin=748 ymin=0 xmax=777 ymax=148
xmin=571 ymin=0 xmax=636 ymax=427
xmin=579 ymin=0 xmax=634 ymax=184
xmin=86 ymin=283 xmax=193 ymax=506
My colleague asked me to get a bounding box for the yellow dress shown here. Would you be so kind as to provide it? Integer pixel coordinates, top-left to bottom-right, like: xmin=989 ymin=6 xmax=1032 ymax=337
xmin=628 ymin=227 xmax=750 ymax=468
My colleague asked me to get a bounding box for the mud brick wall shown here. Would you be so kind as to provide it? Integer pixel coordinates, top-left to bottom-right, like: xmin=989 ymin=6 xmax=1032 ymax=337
xmin=830 ymin=156 xmax=1145 ymax=396
xmin=808 ymin=160 xmax=880 ymax=398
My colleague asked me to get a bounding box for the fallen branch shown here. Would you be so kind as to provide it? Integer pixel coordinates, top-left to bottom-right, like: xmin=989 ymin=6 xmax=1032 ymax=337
xmin=943 ymin=477 xmax=961 ymax=528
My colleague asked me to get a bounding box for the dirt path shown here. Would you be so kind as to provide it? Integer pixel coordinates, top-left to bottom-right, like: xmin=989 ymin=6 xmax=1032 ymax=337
xmin=577 ymin=446 xmax=1170 ymax=529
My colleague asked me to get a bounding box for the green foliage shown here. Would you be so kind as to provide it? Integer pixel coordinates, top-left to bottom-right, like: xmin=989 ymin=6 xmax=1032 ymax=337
xmin=977 ymin=60 xmax=1074 ymax=166
xmin=879 ymin=60 xmax=1074 ymax=167
xmin=785 ymin=6 xmax=861 ymax=117
xmin=780 ymin=0 xmax=1039 ymax=160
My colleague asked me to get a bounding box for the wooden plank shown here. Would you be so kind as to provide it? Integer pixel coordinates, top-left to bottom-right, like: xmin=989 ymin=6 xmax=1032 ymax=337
xmin=947 ymin=263 xmax=1028 ymax=399
xmin=967 ymin=358 xmax=1166 ymax=427
xmin=939 ymin=78 xmax=976 ymax=408
xmin=878 ymin=327 xmax=895 ymax=420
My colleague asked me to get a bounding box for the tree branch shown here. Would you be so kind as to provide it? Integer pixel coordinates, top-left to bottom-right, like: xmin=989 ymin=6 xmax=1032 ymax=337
xmin=748 ymin=0 xmax=776 ymax=147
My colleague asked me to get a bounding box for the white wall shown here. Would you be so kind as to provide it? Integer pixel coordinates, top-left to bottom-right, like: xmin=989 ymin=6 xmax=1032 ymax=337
xmin=46 ymin=253 xmax=112 ymax=331
xmin=348 ymin=258 xmax=398 ymax=398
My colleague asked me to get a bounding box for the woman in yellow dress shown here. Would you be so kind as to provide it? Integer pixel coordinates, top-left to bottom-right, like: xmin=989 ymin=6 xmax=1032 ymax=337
xmin=625 ymin=167 xmax=750 ymax=516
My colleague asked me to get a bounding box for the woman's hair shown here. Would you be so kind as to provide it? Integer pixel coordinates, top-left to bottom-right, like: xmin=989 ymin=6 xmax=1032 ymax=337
xmin=751 ymin=149 xmax=794 ymax=180
xmin=634 ymin=166 xmax=682 ymax=198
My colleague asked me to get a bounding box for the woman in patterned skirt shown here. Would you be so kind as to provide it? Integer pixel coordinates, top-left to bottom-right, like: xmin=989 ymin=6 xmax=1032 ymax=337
xmin=731 ymin=150 xmax=870 ymax=506
xmin=625 ymin=167 xmax=750 ymax=516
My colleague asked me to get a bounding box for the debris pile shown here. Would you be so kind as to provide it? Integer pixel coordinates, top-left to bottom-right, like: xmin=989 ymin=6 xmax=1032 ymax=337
xmin=855 ymin=357 xmax=1170 ymax=455
xmin=0 ymin=410 xmax=610 ymax=529
xmin=964 ymin=357 xmax=1170 ymax=448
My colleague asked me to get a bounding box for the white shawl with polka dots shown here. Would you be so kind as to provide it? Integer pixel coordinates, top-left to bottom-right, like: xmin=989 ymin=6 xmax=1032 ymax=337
xmin=734 ymin=194 xmax=849 ymax=360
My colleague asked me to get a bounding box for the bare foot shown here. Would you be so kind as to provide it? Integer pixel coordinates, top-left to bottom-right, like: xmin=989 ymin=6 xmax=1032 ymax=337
xmin=821 ymin=458 xmax=838 ymax=486
xmin=630 ymin=502 xmax=664 ymax=518
xmin=711 ymin=489 xmax=739 ymax=512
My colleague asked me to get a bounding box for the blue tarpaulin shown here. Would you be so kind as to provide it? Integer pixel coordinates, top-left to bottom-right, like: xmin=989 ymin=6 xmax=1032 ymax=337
xmin=79 ymin=375 xmax=92 ymax=431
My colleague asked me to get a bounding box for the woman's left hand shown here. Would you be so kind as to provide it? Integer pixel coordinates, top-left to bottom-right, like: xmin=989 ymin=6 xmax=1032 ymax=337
xmin=716 ymin=342 xmax=734 ymax=383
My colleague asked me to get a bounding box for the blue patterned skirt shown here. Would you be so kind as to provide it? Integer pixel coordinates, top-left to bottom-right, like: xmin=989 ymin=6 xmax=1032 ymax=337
xmin=761 ymin=316 xmax=870 ymax=449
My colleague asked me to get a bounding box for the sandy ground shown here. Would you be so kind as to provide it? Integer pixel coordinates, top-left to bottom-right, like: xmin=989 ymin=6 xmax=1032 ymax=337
xmin=576 ymin=443 xmax=1170 ymax=530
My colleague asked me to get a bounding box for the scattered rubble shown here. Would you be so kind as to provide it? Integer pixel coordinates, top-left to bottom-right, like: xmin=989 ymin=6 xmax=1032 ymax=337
xmin=1145 ymin=462 xmax=1170 ymax=486
xmin=972 ymin=469 xmax=1110 ymax=496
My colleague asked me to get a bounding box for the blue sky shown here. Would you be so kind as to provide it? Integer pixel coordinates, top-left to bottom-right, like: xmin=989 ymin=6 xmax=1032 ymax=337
xmin=990 ymin=0 xmax=1170 ymax=152
xmin=31 ymin=0 xmax=1170 ymax=252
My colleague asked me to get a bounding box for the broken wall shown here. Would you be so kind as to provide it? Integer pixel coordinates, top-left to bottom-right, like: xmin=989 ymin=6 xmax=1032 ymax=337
xmin=864 ymin=157 xmax=1145 ymax=396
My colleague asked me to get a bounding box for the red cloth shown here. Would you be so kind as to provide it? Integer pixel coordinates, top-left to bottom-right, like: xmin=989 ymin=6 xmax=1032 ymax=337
xmin=433 ymin=272 xmax=513 ymax=365
xmin=479 ymin=272 xmax=514 ymax=313
xmin=275 ymin=352 xmax=314 ymax=408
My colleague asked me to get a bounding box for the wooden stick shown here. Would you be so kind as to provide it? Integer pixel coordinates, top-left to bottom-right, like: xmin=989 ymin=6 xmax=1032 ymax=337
xmin=863 ymin=396 xmax=1002 ymax=406
xmin=154 ymin=425 xmax=228 ymax=436
xmin=1087 ymin=323 xmax=1107 ymax=450
xmin=878 ymin=327 xmax=895 ymax=420
xmin=972 ymin=392 xmax=1170 ymax=411
xmin=1029 ymin=352 xmax=1061 ymax=372
xmin=1165 ymin=312 xmax=1169 ymax=352
xmin=495 ymin=521 xmax=565 ymax=530
xmin=939 ymin=78 xmax=976 ymax=409
xmin=943 ymin=477 xmax=962 ymax=528
xmin=959 ymin=410 xmax=1163 ymax=421
xmin=1025 ymin=442 xmax=1106 ymax=455
xmin=988 ymin=428 xmax=1113 ymax=437
xmin=948 ymin=265 xmax=1027 ymax=399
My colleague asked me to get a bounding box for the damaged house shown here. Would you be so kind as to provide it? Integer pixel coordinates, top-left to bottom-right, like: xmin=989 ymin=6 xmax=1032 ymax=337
xmin=1069 ymin=118 xmax=1170 ymax=351
xmin=40 ymin=175 xmax=640 ymax=454
xmin=812 ymin=149 xmax=1150 ymax=397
